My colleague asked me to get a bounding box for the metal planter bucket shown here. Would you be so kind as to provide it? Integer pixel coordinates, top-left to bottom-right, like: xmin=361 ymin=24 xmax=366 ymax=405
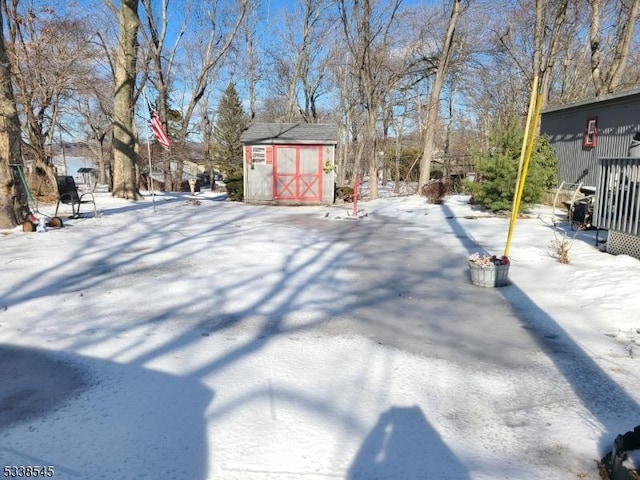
xmin=468 ymin=262 xmax=510 ymax=288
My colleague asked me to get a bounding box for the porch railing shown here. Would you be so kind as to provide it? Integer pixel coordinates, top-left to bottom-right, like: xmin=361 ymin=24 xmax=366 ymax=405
xmin=593 ymin=157 xmax=640 ymax=235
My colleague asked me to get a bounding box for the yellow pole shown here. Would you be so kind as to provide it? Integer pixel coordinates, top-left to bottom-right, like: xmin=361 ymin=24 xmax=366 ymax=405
xmin=504 ymin=76 xmax=539 ymax=258
xmin=509 ymin=78 xmax=538 ymax=227
xmin=512 ymin=93 xmax=543 ymax=218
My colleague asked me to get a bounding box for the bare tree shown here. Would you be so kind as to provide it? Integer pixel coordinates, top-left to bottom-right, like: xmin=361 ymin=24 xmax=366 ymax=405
xmin=172 ymin=0 xmax=248 ymax=189
xmin=535 ymin=0 xmax=570 ymax=109
xmin=589 ymin=0 xmax=640 ymax=95
xmin=0 ymin=4 xmax=27 ymax=228
xmin=268 ymin=0 xmax=332 ymax=123
xmin=2 ymin=1 xmax=96 ymax=195
xmin=418 ymin=0 xmax=465 ymax=193
xmin=330 ymin=45 xmax=356 ymax=187
xmin=551 ymin=3 xmax=592 ymax=104
xmin=73 ymin=89 xmax=114 ymax=187
xmin=140 ymin=0 xmax=187 ymax=191
xmin=285 ymin=0 xmax=319 ymax=121
xmin=338 ymin=0 xmax=408 ymax=199
xmin=494 ymin=0 xmax=570 ymax=110
xmin=458 ymin=0 xmax=585 ymax=154
xmin=241 ymin=4 xmax=261 ymax=121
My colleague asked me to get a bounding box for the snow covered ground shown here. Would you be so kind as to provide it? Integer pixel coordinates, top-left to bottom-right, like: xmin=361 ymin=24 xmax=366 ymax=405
xmin=0 ymin=188 xmax=639 ymax=479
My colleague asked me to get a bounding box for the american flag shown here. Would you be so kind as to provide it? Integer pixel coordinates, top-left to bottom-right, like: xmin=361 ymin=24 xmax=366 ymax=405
xmin=150 ymin=108 xmax=171 ymax=151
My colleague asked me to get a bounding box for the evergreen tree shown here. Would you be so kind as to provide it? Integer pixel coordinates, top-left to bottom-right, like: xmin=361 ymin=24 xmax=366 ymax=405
xmin=466 ymin=114 xmax=558 ymax=212
xmin=211 ymin=82 xmax=247 ymax=179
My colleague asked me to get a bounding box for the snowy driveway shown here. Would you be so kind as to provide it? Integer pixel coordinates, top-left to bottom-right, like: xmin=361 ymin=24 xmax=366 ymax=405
xmin=1 ymin=192 xmax=638 ymax=479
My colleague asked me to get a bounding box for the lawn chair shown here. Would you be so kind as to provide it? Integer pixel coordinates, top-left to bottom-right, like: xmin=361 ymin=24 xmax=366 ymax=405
xmin=55 ymin=175 xmax=97 ymax=218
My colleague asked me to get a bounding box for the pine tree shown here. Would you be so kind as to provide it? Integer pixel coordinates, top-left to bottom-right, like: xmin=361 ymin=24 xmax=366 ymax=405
xmin=211 ymin=82 xmax=247 ymax=179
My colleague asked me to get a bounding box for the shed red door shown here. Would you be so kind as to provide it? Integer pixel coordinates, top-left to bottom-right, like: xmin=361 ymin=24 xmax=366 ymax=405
xmin=274 ymin=146 xmax=323 ymax=201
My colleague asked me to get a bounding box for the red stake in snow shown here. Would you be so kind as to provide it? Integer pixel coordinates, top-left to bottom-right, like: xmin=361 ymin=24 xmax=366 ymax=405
xmin=353 ymin=175 xmax=361 ymax=217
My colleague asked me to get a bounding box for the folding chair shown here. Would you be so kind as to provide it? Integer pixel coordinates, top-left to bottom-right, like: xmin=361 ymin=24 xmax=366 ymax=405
xmin=55 ymin=176 xmax=97 ymax=218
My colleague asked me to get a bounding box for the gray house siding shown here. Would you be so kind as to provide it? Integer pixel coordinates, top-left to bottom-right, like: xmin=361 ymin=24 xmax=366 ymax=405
xmin=540 ymin=89 xmax=640 ymax=187
xmin=542 ymin=90 xmax=640 ymax=259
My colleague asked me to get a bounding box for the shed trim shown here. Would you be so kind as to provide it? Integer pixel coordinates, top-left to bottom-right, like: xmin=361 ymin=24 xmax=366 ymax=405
xmin=542 ymin=88 xmax=640 ymax=114
xmin=241 ymin=122 xmax=338 ymax=145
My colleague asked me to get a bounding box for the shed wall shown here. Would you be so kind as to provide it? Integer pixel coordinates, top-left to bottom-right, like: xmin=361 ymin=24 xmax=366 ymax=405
xmin=540 ymin=95 xmax=640 ymax=187
xmin=243 ymin=143 xmax=335 ymax=204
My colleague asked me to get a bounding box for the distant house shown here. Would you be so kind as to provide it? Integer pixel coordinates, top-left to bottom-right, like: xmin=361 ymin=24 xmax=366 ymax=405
xmin=540 ymin=88 xmax=640 ymax=187
xmin=240 ymin=123 xmax=338 ymax=204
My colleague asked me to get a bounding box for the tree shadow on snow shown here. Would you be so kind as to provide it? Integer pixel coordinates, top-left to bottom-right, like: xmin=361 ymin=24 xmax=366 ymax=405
xmin=347 ymin=406 xmax=469 ymax=480
xmin=439 ymin=201 xmax=640 ymax=456
xmin=0 ymin=345 xmax=212 ymax=479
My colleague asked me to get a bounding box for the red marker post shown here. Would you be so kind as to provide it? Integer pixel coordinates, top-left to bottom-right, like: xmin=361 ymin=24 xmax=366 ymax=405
xmin=352 ymin=175 xmax=361 ymax=217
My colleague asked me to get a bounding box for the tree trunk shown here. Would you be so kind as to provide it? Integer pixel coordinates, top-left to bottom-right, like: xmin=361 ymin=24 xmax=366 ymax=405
xmin=0 ymin=9 xmax=28 ymax=229
xmin=98 ymin=133 xmax=108 ymax=186
xmin=366 ymin=109 xmax=379 ymax=200
xmin=112 ymin=0 xmax=141 ymax=200
xmin=418 ymin=0 xmax=463 ymax=193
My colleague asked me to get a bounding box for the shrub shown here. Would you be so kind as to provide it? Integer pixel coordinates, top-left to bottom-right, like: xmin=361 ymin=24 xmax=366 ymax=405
xmin=225 ymin=176 xmax=244 ymax=201
xmin=422 ymin=180 xmax=446 ymax=204
xmin=335 ymin=186 xmax=354 ymax=202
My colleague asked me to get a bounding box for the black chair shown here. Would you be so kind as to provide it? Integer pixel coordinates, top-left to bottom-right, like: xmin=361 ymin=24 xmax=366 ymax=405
xmin=55 ymin=176 xmax=97 ymax=218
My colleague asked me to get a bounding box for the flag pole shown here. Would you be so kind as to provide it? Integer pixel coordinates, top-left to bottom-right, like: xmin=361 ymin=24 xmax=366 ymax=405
xmin=142 ymin=88 xmax=156 ymax=212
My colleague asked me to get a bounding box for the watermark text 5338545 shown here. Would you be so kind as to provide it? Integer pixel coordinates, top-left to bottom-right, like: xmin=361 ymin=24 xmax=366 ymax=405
xmin=3 ymin=466 xmax=55 ymax=478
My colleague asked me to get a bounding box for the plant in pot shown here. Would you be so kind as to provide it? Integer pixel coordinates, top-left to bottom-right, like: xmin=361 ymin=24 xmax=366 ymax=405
xmin=468 ymin=253 xmax=510 ymax=287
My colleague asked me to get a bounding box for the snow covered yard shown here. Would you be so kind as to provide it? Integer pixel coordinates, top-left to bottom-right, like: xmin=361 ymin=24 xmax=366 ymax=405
xmin=1 ymin=190 xmax=639 ymax=479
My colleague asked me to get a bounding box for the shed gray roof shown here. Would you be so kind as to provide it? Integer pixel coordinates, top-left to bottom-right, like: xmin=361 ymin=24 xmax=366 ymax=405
xmin=240 ymin=123 xmax=338 ymax=145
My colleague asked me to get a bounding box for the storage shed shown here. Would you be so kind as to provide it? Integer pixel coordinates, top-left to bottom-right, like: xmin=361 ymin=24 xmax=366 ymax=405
xmin=540 ymin=88 xmax=640 ymax=187
xmin=240 ymin=123 xmax=338 ymax=205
